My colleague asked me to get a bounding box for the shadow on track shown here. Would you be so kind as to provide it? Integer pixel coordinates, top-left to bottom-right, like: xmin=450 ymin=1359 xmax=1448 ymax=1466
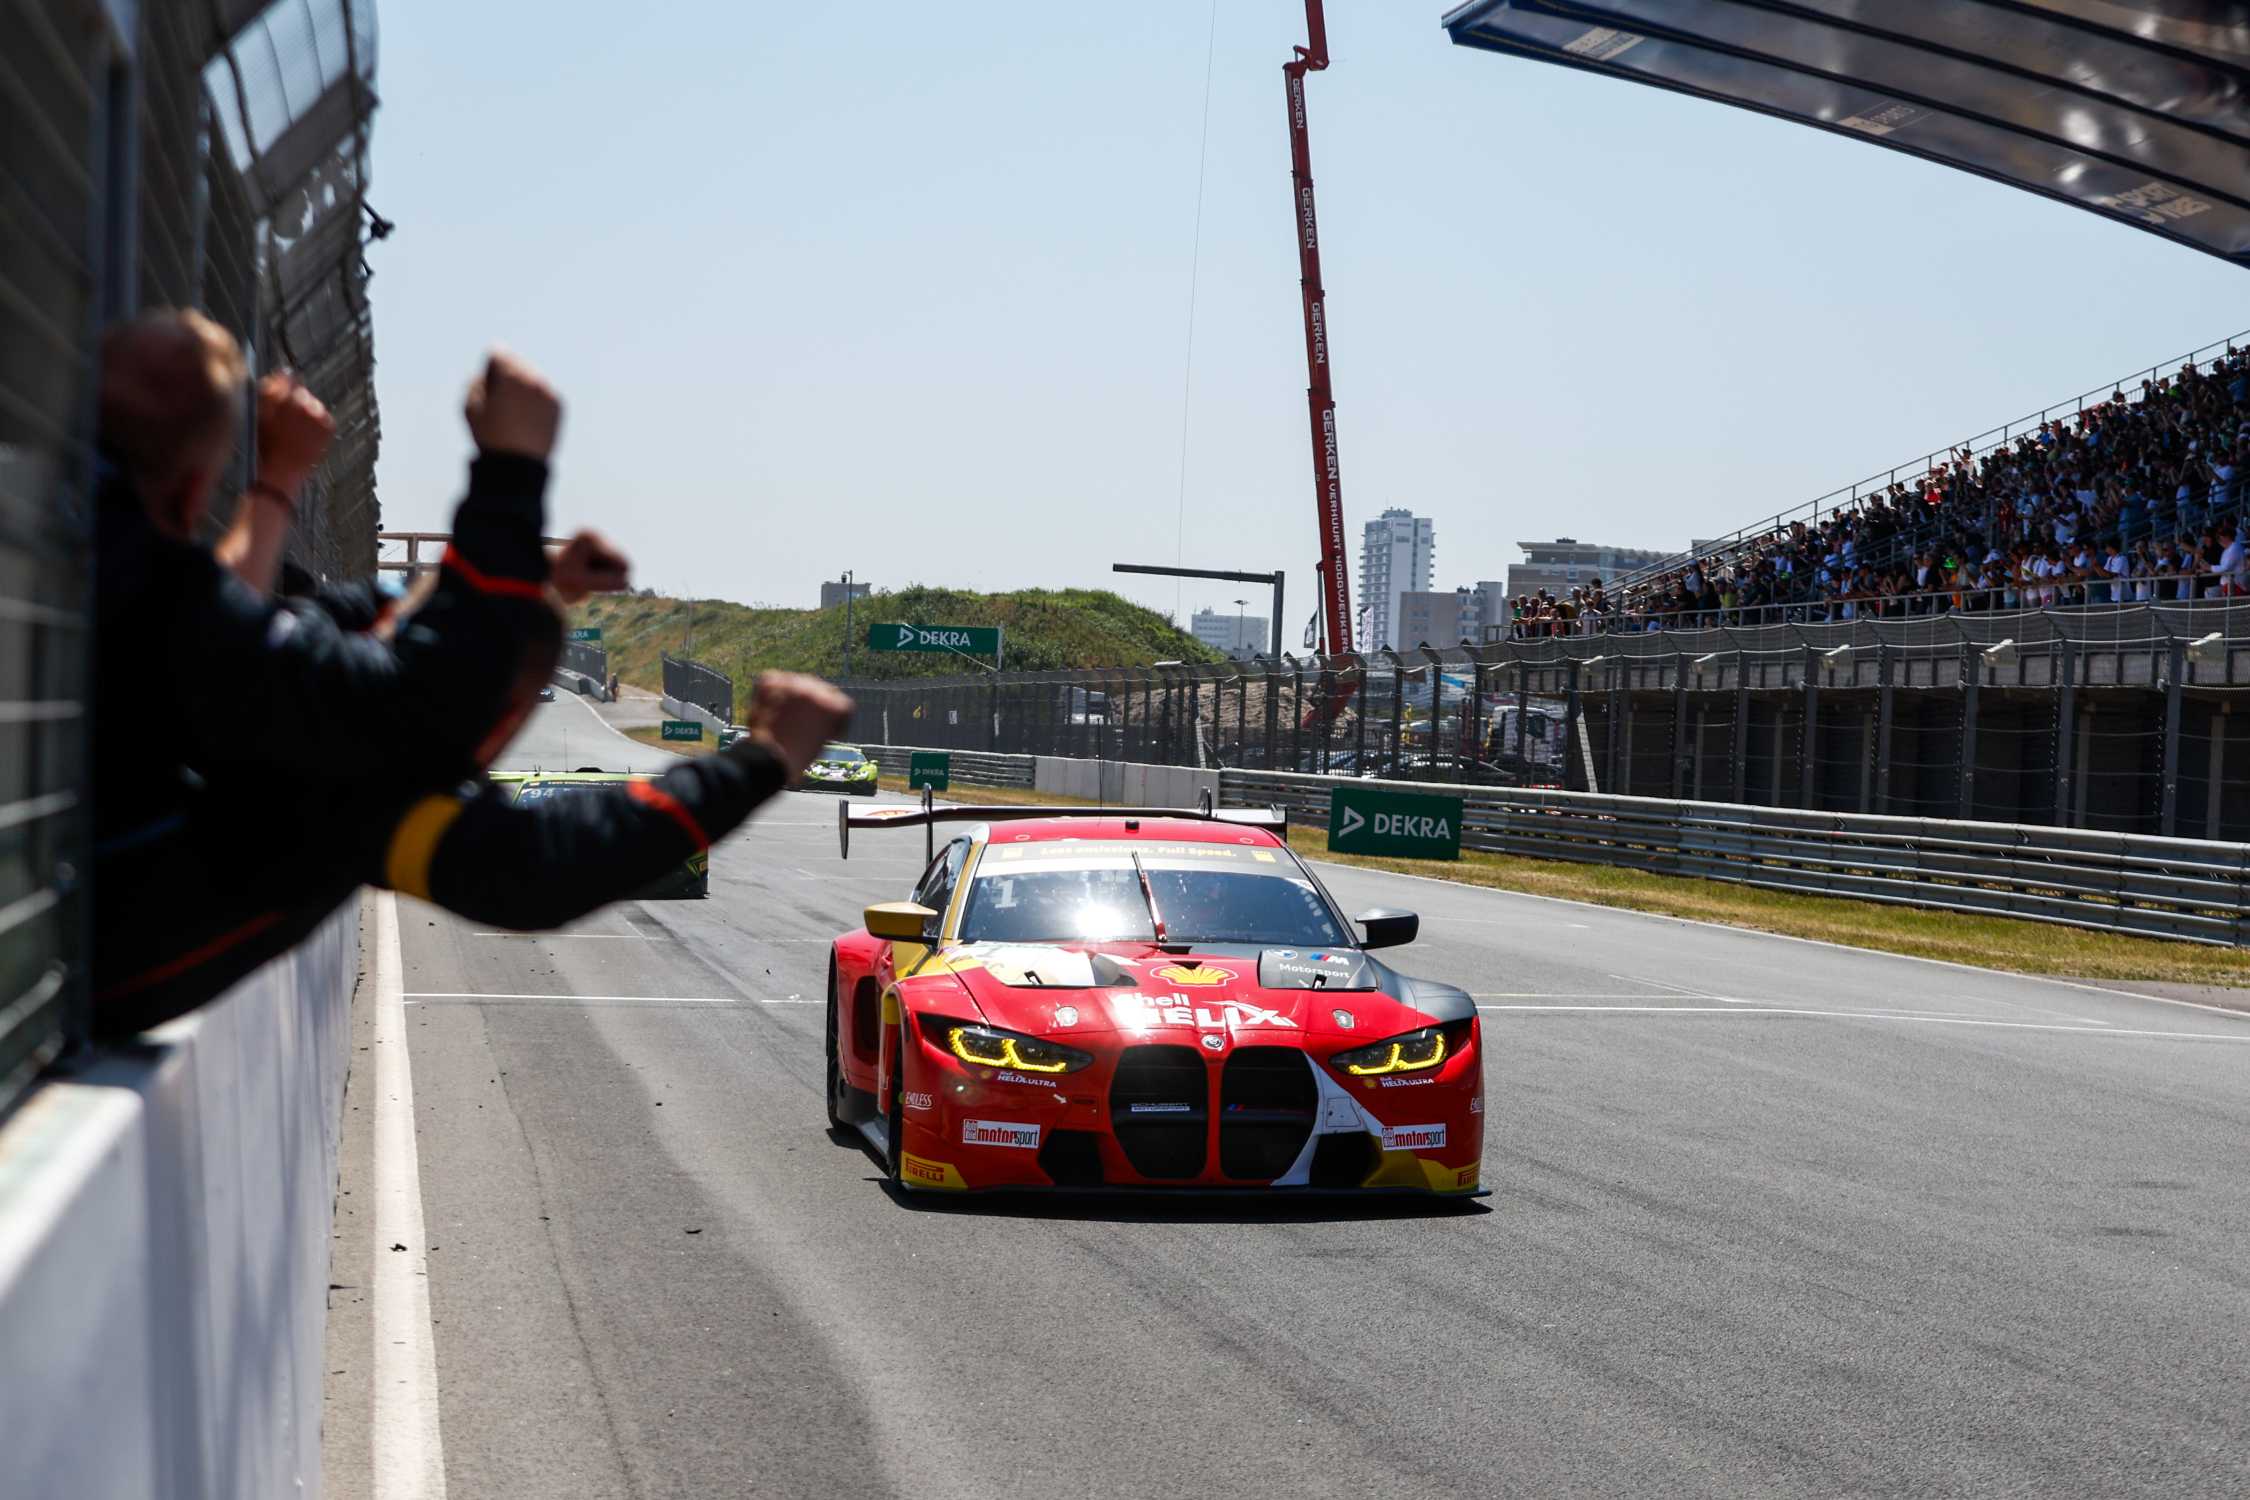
xmin=826 ymin=1127 xmax=1489 ymax=1223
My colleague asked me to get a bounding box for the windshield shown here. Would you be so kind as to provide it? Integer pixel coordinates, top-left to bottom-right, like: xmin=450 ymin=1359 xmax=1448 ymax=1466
xmin=957 ymin=840 xmax=1346 ymax=947
xmin=818 ymin=745 xmax=866 ymax=763
xmin=514 ymin=781 xmax=607 ymax=803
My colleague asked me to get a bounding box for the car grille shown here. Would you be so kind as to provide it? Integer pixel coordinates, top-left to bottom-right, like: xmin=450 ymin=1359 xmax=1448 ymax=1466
xmin=1109 ymin=1045 xmax=1208 ymax=1179
xmin=1218 ymin=1048 xmax=1317 ymax=1181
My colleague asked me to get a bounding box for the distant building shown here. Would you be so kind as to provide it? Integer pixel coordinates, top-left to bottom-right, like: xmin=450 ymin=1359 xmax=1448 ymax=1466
xmin=819 ymin=579 xmax=873 ymax=610
xmin=1394 ymin=582 xmax=1508 ymax=650
xmin=1504 ymin=538 xmax=1671 ymax=601
xmin=1190 ymin=607 xmax=1267 ymax=660
xmin=1357 ymin=509 xmax=1435 ymax=651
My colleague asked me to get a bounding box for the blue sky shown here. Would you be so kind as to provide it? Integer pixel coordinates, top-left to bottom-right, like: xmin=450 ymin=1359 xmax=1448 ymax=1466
xmin=369 ymin=1 xmax=2247 ymax=632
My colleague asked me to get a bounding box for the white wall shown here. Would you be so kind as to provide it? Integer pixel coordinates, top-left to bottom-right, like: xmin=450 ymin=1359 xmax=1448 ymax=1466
xmin=1034 ymin=756 xmax=1216 ymax=808
xmin=0 ymin=904 xmax=358 ymax=1500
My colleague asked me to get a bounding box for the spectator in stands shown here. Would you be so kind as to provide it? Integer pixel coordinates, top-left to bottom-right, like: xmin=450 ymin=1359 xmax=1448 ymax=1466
xmin=1612 ymin=345 xmax=2250 ymax=624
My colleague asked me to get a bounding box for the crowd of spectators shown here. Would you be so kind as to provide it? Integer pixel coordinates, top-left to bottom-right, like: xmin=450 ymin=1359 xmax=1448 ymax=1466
xmin=1507 ymin=348 xmax=2250 ymax=638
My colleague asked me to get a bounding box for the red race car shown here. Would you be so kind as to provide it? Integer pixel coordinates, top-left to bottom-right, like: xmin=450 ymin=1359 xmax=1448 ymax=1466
xmin=826 ymin=797 xmax=1484 ymax=1196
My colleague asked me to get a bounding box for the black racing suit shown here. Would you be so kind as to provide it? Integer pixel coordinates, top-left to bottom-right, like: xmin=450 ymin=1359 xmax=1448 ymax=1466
xmin=368 ymin=740 xmax=790 ymax=926
xmin=90 ymin=453 xmax=558 ymax=1032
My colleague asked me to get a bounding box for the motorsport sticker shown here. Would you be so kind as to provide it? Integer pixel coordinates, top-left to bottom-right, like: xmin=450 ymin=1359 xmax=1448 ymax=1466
xmin=1469 ymin=1094 xmax=1483 ymax=1115
xmin=903 ymin=1091 xmax=934 ymax=1112
xmin=963 ymin=1119 xmax=1041 ymax=1149
xmin=1380 ymin=1123 xmax=1448 ymax=1151
xmin=1152 ymin=963 xmax=1235 ymax=987
xmin=994 ymin=1071 xmax=1056 ymax=1088
xmin=1113 ymin=997 xmax=1295 ymax=1029
xmin=1377 ymin=1076 xmax=1434 ymax=1088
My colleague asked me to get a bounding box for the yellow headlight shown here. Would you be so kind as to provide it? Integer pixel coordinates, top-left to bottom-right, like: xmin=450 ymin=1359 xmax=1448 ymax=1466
xmin=1334 ymin=1026 xmax=1447 ymax=1076
xmin=946 ymin=1025 xmax=1079 ymax=1074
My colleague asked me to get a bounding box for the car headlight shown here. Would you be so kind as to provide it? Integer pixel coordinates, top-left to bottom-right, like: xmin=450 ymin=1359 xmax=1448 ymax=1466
xmin=1331 ymin=1025 xmax=1450 ymax=1076
xmin=921 ymin=1016 xmax=1092 ymax=1074
xmin=851 ymin=762 xmax=876 ymax=778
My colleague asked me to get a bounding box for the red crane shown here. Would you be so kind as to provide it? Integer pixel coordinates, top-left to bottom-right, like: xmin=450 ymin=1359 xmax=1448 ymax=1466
xmin=1284 ymin=2 xmax=1354 ymax=669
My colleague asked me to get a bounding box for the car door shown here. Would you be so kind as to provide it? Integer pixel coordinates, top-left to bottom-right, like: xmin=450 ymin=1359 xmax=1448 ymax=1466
xmin=875 ymin=836 xmax=971 ymax=1100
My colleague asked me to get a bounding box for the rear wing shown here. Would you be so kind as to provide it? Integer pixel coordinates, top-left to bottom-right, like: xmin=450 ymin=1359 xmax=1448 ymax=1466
xmin=839 ymin=787 xmax=1288 ymax=861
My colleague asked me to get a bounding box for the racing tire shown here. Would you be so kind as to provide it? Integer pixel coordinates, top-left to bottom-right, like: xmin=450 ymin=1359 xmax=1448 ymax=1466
xmin=824 ymin=959 xmax=847 ymax=1131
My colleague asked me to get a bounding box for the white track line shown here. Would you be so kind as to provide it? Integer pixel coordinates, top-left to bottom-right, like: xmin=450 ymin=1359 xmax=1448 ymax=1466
xmin=372 ymin=892 xmax=447 ymax=1500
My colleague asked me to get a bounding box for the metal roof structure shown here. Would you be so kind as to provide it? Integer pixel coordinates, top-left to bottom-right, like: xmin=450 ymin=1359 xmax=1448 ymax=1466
xmin=1441 ymin=2 xmax=2250 ymax=267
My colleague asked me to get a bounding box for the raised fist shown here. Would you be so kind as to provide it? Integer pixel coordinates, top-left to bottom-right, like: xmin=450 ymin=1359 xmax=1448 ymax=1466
xmin=742 ymin=672 xmax=855 ymax=782
xmin=463 ymin=349 xmax=562 ymax=460
xmin=255 ymin=371 xmax=334 ymax=496
xmin=550 ymin=529 xmax=631 ymax=604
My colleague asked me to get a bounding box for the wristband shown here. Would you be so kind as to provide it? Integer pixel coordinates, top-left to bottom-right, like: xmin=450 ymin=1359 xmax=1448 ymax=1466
xmin=248 ymin=480 xmax=299 ymax=519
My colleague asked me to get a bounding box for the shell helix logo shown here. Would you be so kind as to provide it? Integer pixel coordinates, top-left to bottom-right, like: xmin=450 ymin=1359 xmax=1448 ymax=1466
xmin=1152 ymin=963 xmax=1235 ymax=988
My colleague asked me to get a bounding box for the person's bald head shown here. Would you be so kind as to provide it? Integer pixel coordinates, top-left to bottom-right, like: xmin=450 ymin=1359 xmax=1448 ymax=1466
xmin=98 ymin=308 xmax=246 ymax=539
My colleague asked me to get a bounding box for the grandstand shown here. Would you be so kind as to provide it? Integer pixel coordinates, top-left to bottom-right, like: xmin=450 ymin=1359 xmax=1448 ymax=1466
xmin=1444 ymin=4 xmax=2250 ymax=642
xmin=1573 ymin=336 xmax=2250 ymax=634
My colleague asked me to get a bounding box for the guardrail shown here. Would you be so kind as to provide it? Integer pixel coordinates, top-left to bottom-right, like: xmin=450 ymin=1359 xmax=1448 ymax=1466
xmin=1221 ymin=769 xmax=2250 ymax=945
xmin=862 ymin=745 xmax=1035 ymax=789
xmin=856 ymin=743 xmax=2250 ymax=945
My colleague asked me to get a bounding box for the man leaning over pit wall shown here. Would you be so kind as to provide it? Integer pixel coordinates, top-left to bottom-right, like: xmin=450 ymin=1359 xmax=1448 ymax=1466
xmin=90 ymin=312 xmax=573 ymax=1028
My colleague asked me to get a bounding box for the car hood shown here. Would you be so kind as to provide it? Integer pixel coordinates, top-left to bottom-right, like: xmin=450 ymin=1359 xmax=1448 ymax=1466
xmin=898 ymin=940 xmax=1470 ymax=1046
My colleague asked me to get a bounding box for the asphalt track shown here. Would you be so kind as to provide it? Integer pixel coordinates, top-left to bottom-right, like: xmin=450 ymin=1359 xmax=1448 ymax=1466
xmin=331 ymin=697 xmax=2250 ymax=1498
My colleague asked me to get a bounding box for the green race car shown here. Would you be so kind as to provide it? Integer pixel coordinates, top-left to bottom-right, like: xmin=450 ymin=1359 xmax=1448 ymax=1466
xmin=799 ymin=742 xmax=878 ymax=796
xmin=489 ymin=770 xmax=710 ymax=898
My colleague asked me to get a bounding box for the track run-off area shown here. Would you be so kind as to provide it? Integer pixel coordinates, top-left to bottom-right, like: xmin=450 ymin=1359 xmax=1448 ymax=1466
xmin=323 ymin=697 xmax=2250 ymax=1499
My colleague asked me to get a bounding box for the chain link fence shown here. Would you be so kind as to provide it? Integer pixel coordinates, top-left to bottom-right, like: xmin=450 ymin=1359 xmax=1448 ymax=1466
xmin=840 ymin=596 xmax=2250 ymax=845
xmin=0 ymin=0 xmax=382 ymax=1115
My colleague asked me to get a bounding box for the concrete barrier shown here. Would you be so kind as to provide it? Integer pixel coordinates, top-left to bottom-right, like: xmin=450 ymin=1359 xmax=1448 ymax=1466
xmin=661 ymin=694 xmax=729 ymax=736
xmin=1034 ymin=756 xmax=1215 ymax=808
xmin=553 ymin=666 xmax=610 ymax=702
xmin=0 ymin=903 xmax=358 ymax=1500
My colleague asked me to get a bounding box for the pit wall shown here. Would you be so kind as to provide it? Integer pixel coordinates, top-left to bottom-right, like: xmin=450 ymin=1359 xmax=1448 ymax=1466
xmin=0 ymin=904 xmax=359 ymax=1500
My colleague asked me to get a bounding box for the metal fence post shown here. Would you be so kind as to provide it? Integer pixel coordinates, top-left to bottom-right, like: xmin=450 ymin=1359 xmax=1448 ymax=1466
xmin=2053 ymin=641 xmax=2076 ymax=826
xmin=1562 ymin=659 xmax=1584 ymax=792
xmin=1610 ymin=666 xmax=1630 ymax=795
xmin=1730 ymin=652 xmax=1749 ymax=805
xmin=1802 ymin=644 xmax=1820 ymax=809
xmin=1296 ymin=661 xmax=1314 ymax=773
xmin=1515 ymin=662 xmax=1531 ymax=761
xmin=2162 ymin=636 xmax=2185 ymax=836
xmin=1386 ymin=652 xmax=1404 ymax=777
xmin=1467 ymin=658 xmax=1485 ymax=778
xmin=1958 ymin=642 xmax=1980 ymax=821
xmin=1672 ymin=653 xmax=1690 ymax=799
xmin=1354 ymin=660 xmax=1369 ymax=773
xmin=1875 ymin=644 xmax=1895 ymax=814
xmin=1264 ymin=663 xmax=1279 ymax=768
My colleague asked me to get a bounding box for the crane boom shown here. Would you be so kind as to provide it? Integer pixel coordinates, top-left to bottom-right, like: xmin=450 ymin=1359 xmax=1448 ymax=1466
xmin=1284 ymin=0 xmax=1352 ymax=662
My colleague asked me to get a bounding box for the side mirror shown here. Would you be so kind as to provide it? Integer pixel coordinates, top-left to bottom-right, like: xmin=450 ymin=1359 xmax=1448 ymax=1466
xmin=1355 ymin=908 xmax=1419 ymax=949
xmin=865 ymin=901 xmax=939 ymax=942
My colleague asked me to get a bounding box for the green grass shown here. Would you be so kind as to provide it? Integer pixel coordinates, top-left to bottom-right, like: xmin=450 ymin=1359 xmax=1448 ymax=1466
xmin=575 ymin=584 xmax=1221 ymax=697
xmin=879 ymin=776 xmax=2250 ymax=988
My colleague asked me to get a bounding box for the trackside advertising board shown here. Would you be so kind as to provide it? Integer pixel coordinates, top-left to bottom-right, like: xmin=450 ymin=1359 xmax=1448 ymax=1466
xmin=909 ymin=752 xmax=951 ymax=791
xmin=868 ymin=623 xmax=1001 ymax=656
xmin=661 ymin=720 xmax=703 ymax=742
xmin=1327 ymin=785 xmax=1463 ymax=860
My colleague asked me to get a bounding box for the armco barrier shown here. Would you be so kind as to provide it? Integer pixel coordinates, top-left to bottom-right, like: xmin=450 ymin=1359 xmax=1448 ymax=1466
xmin=863 ymin=745 xmax=1034 ymax=789
xmin=846 ymin=745 xmax=2250 ymax=945
xmin=0 ymin=904 xmax=358 ymax=1499
xmin=1221 ymin=769 xmax=2250 ymax=946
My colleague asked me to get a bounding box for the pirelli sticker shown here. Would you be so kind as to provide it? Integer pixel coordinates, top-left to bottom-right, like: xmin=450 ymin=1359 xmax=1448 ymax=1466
xmin=900 ymin=1153 xmax=967 ymax=1190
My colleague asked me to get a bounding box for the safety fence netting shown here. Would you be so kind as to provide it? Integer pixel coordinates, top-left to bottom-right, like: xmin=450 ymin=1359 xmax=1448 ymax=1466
xmin=0 ymin=0 xmax=383 ymax=1112
xmin=838 ymin=598 xmax=2250 ymax=845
